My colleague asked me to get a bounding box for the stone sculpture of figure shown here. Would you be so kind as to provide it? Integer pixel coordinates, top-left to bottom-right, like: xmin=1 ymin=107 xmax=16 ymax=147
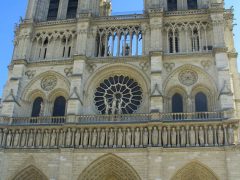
xmin=6 ymin=130 xmax=12 ymax=147
xmin=189 ymin=126 xmax=196 ymax=146
xmin=117 ymin=128 xmax=123 ymax=147
xmin=83 ymin=129 xmax=89 ymax=147
xmin=152 ymin=127 xmax=158 ymax=146
xmin=0 ymin=129 xmax=3 ymax=147
xmin=134 ymin=128 xmax=140 ymax=147
xmin=108 ymin=128 xmax=114 ymax=147
xmin=126 ymin=128 xmax=132 ymax=147
xmin=91 ymin=129 xmax=97 ymax=147
xmin=43 ymin=130 xmax=49 ymax=147
xmin=104 ymin=97 xmax=109 ymax=114
xmin=39 ymin=102 xmax=44 ymax=116
xmin=28 ymin=129 xmax=34 ymax=147
xmin=117 ymin=98 xmax=123 ymax=114
xmin=21 ymin=130 xmax=27 ymax=147
xmin=187 ymin=96 xmax=192 ymax=112
xmin=218 ymin=126 xmax=224 ymax=145
xmin=50 ymin=129 xmax=57 ymax=147
xmin=171 ymin=127 xmax=177 ymax=146
xmin=208 ymin=126 xmax=214 ymax=146
xmin=75 ymin=129 xmax=81 ymax=147
xmin=198 ymin=127 xmax=205 ymax=146
xmin=35 ymin=129 xmax=42 ymax=147
xmin=58 ymin=129 xmax=65 ymax=147
xmin=66 ymin=128 xmax=72 ymax=147
xmin=228 ymin=125 xmax=234 ymax=145
xmin=180 ymin=127 xmax=186 ymax=146
xmin=162 ymin=127 xmax=168 ymax=147
xmin=100 ymin=129 xmax=106 ymax=147
xmin=143 ymin=127 xmax=149 ymax=147
xmin=13 ymin=130 xmax=20 ymax=147
xmin=112 ymin=95 xmax=117 ymax=115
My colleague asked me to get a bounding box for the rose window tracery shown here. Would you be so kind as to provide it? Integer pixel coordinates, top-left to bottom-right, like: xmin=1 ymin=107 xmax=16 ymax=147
xmin=94 ymin=75 xmax=143 ymax=114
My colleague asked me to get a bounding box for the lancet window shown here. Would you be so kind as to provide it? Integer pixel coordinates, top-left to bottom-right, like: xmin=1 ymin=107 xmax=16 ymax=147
xmin=172 ymin=93 xmax=183 ymax=113
xmin=168 ymin=30 xmax=179 ymax=53
xmin=31 ymin=97 xmax=43 ymax=117
xmin=191 ymin=28 xmax=200 ymax=52
xmin=95 ymin=26 xmax=143 ymax=57
xmin=188 ymin=0 xmax=198 ymax=10
xmin=195 ymin=92 xmax=208 ymax=112
xmin=168 ymin=0 xmax=178 ymax=11
xmin=53 ymin=96 xmax=66 ymax=117
xmin=47 ymin=0 xmax=60 ymax=20
xmin=67 ymin=0 xmax=78 ymax=19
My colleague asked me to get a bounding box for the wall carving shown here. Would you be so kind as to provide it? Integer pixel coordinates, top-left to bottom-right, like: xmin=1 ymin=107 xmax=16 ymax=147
xmin=41 ymin=75 xmax=57 ymax=91
xmin=178 ymin=70 xmax=198 ymax=86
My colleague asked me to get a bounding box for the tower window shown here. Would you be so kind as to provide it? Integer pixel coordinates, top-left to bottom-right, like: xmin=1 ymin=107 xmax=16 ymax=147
xmin=168 ymin=0 xmax=177 ymax=11
xmin=47 ymin=0 xmax=60 ymax=21
xmin=53 ymin=96 xmax=66 ymax=117
xmin=195 ymin=92 xmax=208 ymax=112
xmin=188 ymin=0 xmax=198 ymax=10
xmin=169 ymin=31 xmax=179 ymax=53
xmin=67 ymin=0 xmax=78 ymax=19
xmin=172 ymin=93 xmax=183 ymax=113
xmin=31 ymin=97 xmax=43 ymax=117
xmin=192 ymin=29 xmax=200 ymax=52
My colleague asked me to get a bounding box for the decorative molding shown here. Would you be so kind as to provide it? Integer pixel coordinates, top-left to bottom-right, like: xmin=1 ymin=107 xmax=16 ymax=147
xmin=69 ymin=87 xmax=83 ymax=105
xmin=151 ymin=84 xmax=162 ymax=97
xmin=41 ymin=75 xmax=57 ymax=91
xmin=25 ymin=70 xmax=36 ymax=79
xmin=201 ymin=60 xmax=212 ymax=70
xmin=64 ymin=67 xmax=73 ymax=77
xmin=164 ymin=63 xmax=175 ymax=73
xmin=178 ymin=70 xmax=198 ymax=86
xmin=3 ymin=89 xmax=21 ymax=106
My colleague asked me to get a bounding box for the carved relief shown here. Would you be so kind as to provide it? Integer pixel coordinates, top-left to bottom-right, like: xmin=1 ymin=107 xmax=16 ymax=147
xmin=41 ymin=75 xmax=57 ymax=91
xmin=178 ymin=70 xmax=198 ymax=86
xmin=201 ymin=60 xmax=212 ymax=70
xmin=163 ymin=63 xmax=175 ymax=73
xmin=64 ymin=67 xmax=73 ymax=77
xmin=25 ymin=70 xmax=36 ymax=79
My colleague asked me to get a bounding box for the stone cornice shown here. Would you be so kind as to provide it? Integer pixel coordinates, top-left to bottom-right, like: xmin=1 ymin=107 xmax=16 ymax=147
xmin=212 ymin=47 xmax=228 ymax=54
xmin=163 ymin=52 xmax=213 ymax=60
xmin=228 ymin=52 xmax=238 ymax=59
xmin=87 ymin=56 xmax=150 ymax=64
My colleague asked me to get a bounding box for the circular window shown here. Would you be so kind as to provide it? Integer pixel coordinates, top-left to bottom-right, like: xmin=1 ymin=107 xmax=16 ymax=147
xmin=94 ymin=75 xmax=143 ymax=114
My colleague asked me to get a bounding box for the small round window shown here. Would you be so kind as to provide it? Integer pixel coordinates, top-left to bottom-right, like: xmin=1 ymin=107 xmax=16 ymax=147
xmin=94 ymin=75 xmax=143 ymax=114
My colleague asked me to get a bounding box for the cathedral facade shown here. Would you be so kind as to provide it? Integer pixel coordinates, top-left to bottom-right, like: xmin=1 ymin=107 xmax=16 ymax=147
xmin=0 ymin=0 xmax=240 ymax=179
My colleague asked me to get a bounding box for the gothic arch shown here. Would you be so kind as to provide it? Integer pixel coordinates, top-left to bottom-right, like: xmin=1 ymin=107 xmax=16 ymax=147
xmin=171 ymin=161 xmax=219 ymax=180
xmin=78 ymin=154 xmax=141 ymax=180
xmin=11 ymin=165 xmax=48 ymax=180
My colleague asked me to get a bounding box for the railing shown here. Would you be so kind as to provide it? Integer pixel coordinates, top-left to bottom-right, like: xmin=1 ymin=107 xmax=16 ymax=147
xmin=3 ymin=111 xmax=229 ymax=126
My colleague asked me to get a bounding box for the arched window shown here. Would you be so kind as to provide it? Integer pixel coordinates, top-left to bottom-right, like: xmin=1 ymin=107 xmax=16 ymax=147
xmin=192 ymin=29 xmax=200 ymax=52
xmin=53 ymin=96 xmax=66 ymax=116
xmin=188 ymin=0 xmax=198 ymax=10
xmin=172 ymin=93 xmax=183 ymax=113
xmin=47 ymin=0 xmax=60 ymax=20
xmin=168 ymin=0 xmax=177 ymax=11
xmin=195 ymin=92 xmax=208 ymax=112
xmin=67 ymin=0 xmax=78 ymax=19
xmin=31 ymin=97 xmax=43 ymax=117
xmin=169 ymin=30 xmax=179 ymax=53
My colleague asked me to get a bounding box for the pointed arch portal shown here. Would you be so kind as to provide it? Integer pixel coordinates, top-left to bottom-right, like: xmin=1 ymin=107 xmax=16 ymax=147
xmin=12 ymin=165 xmax=48 ymax=180
xmin=78 ymin=154 xmax=141 ymax=180
xmin=171 ymin=161 xmax=219 ymax=180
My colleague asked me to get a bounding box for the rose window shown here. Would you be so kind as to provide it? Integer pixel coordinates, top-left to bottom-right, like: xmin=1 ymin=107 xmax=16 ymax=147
xmin=94 ymin=75 xmax=143 ymax=114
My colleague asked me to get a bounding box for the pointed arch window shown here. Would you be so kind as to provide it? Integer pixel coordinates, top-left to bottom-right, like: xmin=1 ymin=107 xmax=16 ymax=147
xmin=169 ymin=30 xmax=179 ymax=53
xmin=192 ymin=29 xmax=200 ymax=52
xmin=67 ymin=0 xmax=78 ymax=19
xmin=172 ymin=93 xmax=183 ymax=113
xmin=53 ymin=96 xmax=66 ymax=117
xmin=31 ymin=97 xmax=43 ymax=117
xmin=188 ymin=0 xmax=198 ymax=10
xmin=195 ymin=92 xmax=208 ymax=112
xmin=47 ymin=0 xmax=60 ymax=20
xmin=168 ymin=0 xmax=177 ymax=11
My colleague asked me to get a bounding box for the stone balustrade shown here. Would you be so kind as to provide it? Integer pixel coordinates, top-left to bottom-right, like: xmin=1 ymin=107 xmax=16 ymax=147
xmin=0 ymin=120 xmax=237 ymax=149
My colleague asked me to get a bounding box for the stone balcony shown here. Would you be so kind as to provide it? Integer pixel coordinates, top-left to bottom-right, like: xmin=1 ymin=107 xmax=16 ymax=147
xmin=0 ymin=111 xmax=238 ymax=150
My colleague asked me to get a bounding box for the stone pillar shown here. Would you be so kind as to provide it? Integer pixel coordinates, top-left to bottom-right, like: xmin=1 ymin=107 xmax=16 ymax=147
xmin=57 ymin=0 xmax=69 ymax=20
xmin=25 ymin=0 xmax=39 ymax=20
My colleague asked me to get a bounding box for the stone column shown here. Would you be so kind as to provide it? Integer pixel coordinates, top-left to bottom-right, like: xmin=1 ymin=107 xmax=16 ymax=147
xmin=57 ymin=0 xmax=69 ymax=20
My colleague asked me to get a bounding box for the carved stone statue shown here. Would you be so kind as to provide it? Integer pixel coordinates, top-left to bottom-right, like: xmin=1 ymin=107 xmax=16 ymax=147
xmin=117 ymin=98 xmax=123 ymax=114
xmin=112 ymin=95 xmax=117 ymax=115
xmin=28 ymin=129 xmax=34 ymax=147
xmin=126 ymin=128 xmax=132 ymax=147
xmin=58 ymin=129 xmax=65 ymax=147
xmin=171 ymin=127 xmax=177 ymax=146
xmin=0 ymin=129 xmax=3 ymax=147
xmin=43 ymin=130 xmax=49 ymax=147
xmin=198 ymin=127 xmax=205 ymax=146
xmin=228 ymin=125 xmax=234 ymax=145
xmin=35 ymin=129 xmax=42 ymax=147
xmin=189 ymin=126 xmax=195 ymax=146
xmin=21 ymin=130 xmax=27 ymax=147
xmin=218 ymin=126 xmax=224 ymax=145
xmin=91 ymin=129 xmax=97 ymax=147
xmin=13 ymin=130 xmax=20 ymax=147
xmin=6 ymin=130 xmax=12 ymax=147
xmin=108 ymin=128 xmax=114 ymax=147
xmin=117 ymin=128 xmax=123 ymax=147
xmin=208 ymin=126 xmax=214 ymax=146
xmin=50 ymin=129 xmax=57 ymax=147
xmin=75 ymin=129 xmax=81 ymax=147
xmin=66 ymin=128 xmax=72 ymax=147
xmin=143 ymin=128 xmax=148 ymax=146
xmin=104 ymin=97 xmax=109 ymax=114
xmin=134 ymin=128 xmax=140 ymax=147
xmin=152 ymin=127 xmax=158 ymax=146
xmin=180 ymin=127 xmax=186 ymax=146
xmin=162 ymin=127 xmax=168 ymax=146
xmin=83 ymin=129 xmax=89 ymax=147
xmin=39 ymin=102 xmax=44 ymax=116
xmin=100 ymin=129 xmax=106 ymax=147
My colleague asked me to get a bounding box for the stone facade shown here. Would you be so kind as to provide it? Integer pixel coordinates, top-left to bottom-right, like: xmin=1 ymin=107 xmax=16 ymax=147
xmin=0 ymin=0 xmax=240 ymax=179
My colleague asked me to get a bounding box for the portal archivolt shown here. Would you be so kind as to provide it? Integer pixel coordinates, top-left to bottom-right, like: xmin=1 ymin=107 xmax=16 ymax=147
xmin=171 ymin=161 xmax=219 ymax=180
xmin=78 ymin=154 xmax=141 ymax=180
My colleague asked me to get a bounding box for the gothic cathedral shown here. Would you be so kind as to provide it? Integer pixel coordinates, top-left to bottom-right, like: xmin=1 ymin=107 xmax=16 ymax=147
xmin=0 ymin=0 xmax=239 ymax=179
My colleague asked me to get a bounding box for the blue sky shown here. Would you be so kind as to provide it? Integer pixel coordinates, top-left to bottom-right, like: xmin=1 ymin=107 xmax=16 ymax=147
xmin=0 ymin=0 xmax=239 ymax=97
